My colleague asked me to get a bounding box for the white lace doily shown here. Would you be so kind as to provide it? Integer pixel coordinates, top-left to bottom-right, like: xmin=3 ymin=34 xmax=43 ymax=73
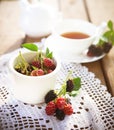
xmin=0 ymin=50 xmax=114 ymax=130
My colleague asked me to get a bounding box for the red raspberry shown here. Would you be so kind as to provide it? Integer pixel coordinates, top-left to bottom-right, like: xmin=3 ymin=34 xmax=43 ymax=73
xmin=87 ymin=51 xmax=94 ymax=57
xmin=43 ymin=58 xmax=55 ymax=69
xmin=56 ymin=97 xmax=66 ymax=110
xmin=31 ymin=61 xmax=41 ymax=68
xmin=64 ymin=104 xmax=73 ymax=115
xmin=47 ymin=69 xmax=53 ymax=73
xmin=45 ymin=101 xmax=56 ymax=115
xmin=31 ymin=69 xmax=44 ymax=76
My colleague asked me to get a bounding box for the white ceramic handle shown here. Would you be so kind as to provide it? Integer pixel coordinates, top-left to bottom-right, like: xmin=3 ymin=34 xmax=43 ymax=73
xmin=93 ymin=22 xmax=107 ymax=44
xmin=97 ymin=22 xmax=107 ymax=35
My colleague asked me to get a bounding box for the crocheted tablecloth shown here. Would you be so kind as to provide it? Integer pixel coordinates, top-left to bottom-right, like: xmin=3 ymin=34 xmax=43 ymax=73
xmin=0 ymin=49 xmax=113 ymax=130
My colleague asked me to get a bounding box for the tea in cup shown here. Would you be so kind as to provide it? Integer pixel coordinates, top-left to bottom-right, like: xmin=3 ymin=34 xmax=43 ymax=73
xmin=45 ymin=19 xmax=99 ymax=61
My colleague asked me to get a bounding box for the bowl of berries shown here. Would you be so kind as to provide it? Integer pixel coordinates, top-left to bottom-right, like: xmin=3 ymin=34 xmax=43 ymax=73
xmin=9 ymin=43 xmax=61 ymax=104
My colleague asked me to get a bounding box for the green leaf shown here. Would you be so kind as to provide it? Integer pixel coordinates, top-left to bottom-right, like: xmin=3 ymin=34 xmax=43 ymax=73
xmin=97 ymin=39 xmax=104 ymax=46
xmin=112 ymin=41 xmax=114 ymax=45
xmin=22 ymin=43 xmax=38 ymax=51
xmin=103 ymin=30 xmax=112 ymax=38
xmin=46 ymin=52 xmax=53 ymax=59
xmin=45 ymin=48 xmax=53 ymax=59
xmin=108 ymin=20 xmax=113 ymax=31
xmin=46 ymin=48 xmax=49 ymax=56
xmin=100 ymin=36 xmax=108 ymax=42
xmin=69 ymin=90 xmax=79 ymax=97
xmin=72 ymin=77 xmax=81 ymax=91
xmin=110 ymin=31 xmax=114 ymax=42
xmin=32 ymin=66 xmax=38 ymax=70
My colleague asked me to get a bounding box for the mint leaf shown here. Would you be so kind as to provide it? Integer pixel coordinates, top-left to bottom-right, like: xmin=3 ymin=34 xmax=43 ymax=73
xmin=108 ymin=20 xmax=113 ymax=31
xmin=72 ymin=77 xmax=81 ymax=91
xmin=22 ymin=43 xmax=38 ymax=51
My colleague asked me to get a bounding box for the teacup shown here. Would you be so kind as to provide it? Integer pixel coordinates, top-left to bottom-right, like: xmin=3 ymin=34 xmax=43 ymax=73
xmin=45 ymin=19 xmax=104 ymax=61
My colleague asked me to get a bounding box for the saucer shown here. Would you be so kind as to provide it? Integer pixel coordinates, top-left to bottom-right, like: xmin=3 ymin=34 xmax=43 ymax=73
xmin=44 ymin=35 xmax=106 ymax=63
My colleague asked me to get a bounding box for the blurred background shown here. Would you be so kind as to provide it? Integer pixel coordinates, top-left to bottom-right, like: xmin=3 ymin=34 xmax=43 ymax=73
xmin=0 ymin=0 xmax=114 ymax=55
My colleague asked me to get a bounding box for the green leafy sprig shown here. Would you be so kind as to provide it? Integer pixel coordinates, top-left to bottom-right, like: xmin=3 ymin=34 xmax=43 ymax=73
xmin=87 ymin=20 xmax=114 ymax=57
xmin=57 ymin=71 xmax=81 ymax=98
xmin=46 ymin=48 xmax=53 ymax=59
xmin=98 ymin=20 xmax=114 ymax=46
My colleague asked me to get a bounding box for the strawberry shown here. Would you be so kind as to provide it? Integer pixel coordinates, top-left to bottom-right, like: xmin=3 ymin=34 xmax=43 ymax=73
xmin=56 ymin=97 xmax=66 ymax=110
xmin=64 ymin=104 xmax=73 ymax=115
xmin=30 ymin=69 xmax=44 ymax=76
xmin=45 ymin=101 xmax=56 ymax=115
xmin=43 ymin=58 xmax=56 ymax=70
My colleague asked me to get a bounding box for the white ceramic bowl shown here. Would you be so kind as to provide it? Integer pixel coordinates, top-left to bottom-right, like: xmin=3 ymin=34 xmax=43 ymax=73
xmin=9 ymin=51 xmax=61 ymax=104
xmin=45 ymin=19 xmax=97 ymax=60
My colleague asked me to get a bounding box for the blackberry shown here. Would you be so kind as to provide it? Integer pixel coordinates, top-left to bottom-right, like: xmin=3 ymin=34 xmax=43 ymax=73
xmin=93 ymin=46 xmax=103 ymax=56
xmin=88 ymin=44 xmax=96 ymax=50
xmin=15 ymin=68 xmax=22 ymax=73
xmin=103 ymin=42 xmax=112 ymax=53
xmin=27 ymin=65 xmax=33 ymax=72
xmin=45 ymin=90 xmax=57 ymax=103
xmin=87 ymin=44 xmax=103 ymax=57
xmin=66 ymin=79 xmax=74 ymax=92
xmin=87 ymin=45 xmax=97 ymax=57
xmin=55 ymin=109 xmax=65 ymax=120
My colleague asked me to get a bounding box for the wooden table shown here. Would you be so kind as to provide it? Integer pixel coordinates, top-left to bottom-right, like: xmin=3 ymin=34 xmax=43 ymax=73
xmin=0 ymin=0 xmax=114 ymax=96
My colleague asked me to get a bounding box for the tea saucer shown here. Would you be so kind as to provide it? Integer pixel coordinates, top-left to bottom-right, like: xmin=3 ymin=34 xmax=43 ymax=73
xmin=44 ymin=35 xmax=106 ymax=63
xmin=51 ymin=50 xmax=105 ymax=63
xmin=66 ymin=51 xmax=105 ymax=63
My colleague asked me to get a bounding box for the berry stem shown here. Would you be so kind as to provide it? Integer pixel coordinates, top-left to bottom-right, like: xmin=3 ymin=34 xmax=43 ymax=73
xmin=19 ymin=52 xmax=30 ymax=75
xmin=36 ymin=52 xmax=39 ymax=61
xmin=57 ymin=71 xmax=72 ymax=97
xmin=38 ymin=50 xmax=43 ymax=70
